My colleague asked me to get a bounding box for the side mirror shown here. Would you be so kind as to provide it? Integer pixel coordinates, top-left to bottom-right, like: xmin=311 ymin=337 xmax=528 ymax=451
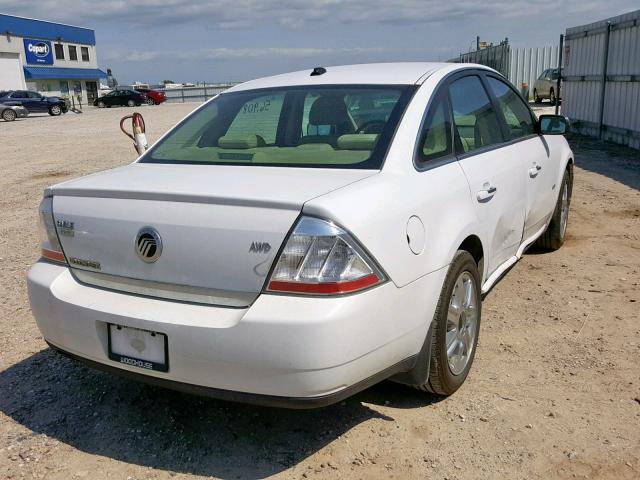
xmin=537 ymin=115 xmax=569 ymax=135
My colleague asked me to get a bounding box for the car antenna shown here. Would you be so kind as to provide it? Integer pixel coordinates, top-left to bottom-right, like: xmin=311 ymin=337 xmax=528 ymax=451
xmin=310 ymin=67 xmax=327 ymax=76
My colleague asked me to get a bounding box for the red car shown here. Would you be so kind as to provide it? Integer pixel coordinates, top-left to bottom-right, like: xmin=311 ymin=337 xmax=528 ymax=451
xmin=134 ymin=88 xmax=166 ymax=105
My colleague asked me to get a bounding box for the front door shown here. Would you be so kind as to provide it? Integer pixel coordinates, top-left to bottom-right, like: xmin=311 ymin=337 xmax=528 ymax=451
xmin=449 ymin=74 xmax=527 ymax=276
xmin=85 ymin=81 xmax=98 ymax=104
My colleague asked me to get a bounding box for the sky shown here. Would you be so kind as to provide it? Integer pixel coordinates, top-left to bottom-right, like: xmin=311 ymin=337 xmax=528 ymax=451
xmin=0 ymin=0 xmax=637 ymax=84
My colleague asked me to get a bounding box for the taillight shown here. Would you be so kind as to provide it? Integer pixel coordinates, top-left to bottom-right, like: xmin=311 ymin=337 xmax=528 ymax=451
xmin=39 ymin=196 xmax=67 ymax=264
xmin=266 ymin=217 xmax=385 ymax=295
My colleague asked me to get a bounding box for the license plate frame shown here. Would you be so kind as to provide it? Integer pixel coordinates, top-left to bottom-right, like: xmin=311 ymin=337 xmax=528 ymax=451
xmin=108 ymin=324 xmax=169 ymax=372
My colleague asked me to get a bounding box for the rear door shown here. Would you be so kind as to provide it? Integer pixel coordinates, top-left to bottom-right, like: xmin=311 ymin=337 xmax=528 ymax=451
xmin=102 ymin=91 xmax=116 ymax=106
xmin=539 ymin=69 xmax=551 ymax=97
xmin=9 ymin=91 xmax=29 ymax=109
xmin=485 ymin=74 xmax=554 ymax=241
xmin=449 ymin=74 xmax=527 ymax=276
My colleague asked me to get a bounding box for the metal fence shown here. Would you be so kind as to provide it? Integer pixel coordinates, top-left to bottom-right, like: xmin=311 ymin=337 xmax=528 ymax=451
xmin=454 ymin=41 xmax=511 ymax=77
xmin=508 ymin=46 xmax=559 ymax=95
xmin=452 ymin=41 xmax=560 ymax=99
xmin=163 ymin=84 xmax=237 ymax=103
xmin=562 ymin=9 xmax=640 ymax=149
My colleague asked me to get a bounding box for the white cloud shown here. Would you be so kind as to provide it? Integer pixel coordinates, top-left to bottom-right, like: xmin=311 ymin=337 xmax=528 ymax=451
xmin=103 ymin=46 xmax=395 ymax=62
xmin=2 ymin=0 xmax=637 ymax=29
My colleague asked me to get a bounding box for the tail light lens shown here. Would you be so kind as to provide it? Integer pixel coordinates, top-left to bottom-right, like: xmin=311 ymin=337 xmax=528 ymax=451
xmin=267 ymin=217 xmax=385 ymax=295
xmin=39 ymin=197 xmax=67 ymax=264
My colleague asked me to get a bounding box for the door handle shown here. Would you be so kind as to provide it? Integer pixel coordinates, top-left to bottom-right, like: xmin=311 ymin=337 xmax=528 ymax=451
xmin=529 ymin=164 xmax=542 ymax=177
xmin=477 ymin=185 xmax=497 ymax=202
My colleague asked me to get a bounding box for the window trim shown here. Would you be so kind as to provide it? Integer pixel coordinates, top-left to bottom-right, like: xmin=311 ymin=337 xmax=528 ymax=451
xmin=481 ymin=72 xmax=538 ymax=143
xmin=54 ymin=43 xmax=65 ymax=60
xmin=68 ymin=45 xmax=78 ymax=61
xmin=413 ymin=68 xmax=543 ymax=165
xmin=141 ymin=84 xmax=418 ymax=170
xmin=448 ymin=73 xmax=507 ymax=157
xmin=412 ymin=89 xmax=456 ymax=171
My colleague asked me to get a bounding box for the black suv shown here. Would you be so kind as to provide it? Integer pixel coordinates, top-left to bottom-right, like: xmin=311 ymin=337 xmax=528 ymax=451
xmin=0 ymin=90 xmax=68 ymax=116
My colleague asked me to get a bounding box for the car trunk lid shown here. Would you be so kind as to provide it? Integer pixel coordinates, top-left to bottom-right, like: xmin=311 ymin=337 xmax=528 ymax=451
xmin=50 ymin=163 xmax=376 ymax=307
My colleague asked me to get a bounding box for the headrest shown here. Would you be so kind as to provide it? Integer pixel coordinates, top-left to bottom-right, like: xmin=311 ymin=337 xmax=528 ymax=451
xmin=309 ymin=95 xmax=348 ymax=125
xmin=337 ymin=134 xmax=378 ymax=150
xmin=218 ymin=135 xmax=259 ymax=149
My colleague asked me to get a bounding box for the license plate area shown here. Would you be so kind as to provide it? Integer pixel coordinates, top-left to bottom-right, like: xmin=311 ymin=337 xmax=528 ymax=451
xmin=108 ymin=324 xmax=168 ymax=372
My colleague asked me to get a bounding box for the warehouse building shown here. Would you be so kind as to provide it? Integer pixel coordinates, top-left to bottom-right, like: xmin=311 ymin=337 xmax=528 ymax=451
xmin=0 ymin=13 xmax=106 ymax=104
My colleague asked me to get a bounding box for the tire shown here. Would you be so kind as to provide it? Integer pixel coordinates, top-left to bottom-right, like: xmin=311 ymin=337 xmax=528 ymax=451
xmin=549 ymin=89 xmax=556 ymax=105
xmin=534 ymin=89 xmax=542 ymax=103
xmin=413 ymin=250 xmax=482 ymax=396
xmin=49 ymin=104 xmax=62 ymax=116
xmin=97 ymin=101 xmax=106 ymax=108
xmin=145 ymin=98 xmax=155 ymax=106
xmin=127 ymin=99 xmax=135 ymax=107
xmin=2 ymin=109 xmax=17 ymax=122
xmin=535 ymin=168 xmax=572 ymax=251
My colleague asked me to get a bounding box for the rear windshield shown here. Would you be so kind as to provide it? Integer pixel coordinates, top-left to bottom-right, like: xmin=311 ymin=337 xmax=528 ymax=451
xmin=143 ymin=85 xmax=415 ymax=169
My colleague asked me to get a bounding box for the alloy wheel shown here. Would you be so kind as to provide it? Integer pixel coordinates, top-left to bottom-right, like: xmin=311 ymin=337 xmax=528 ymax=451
xmin=446 ymin=271 xmax=479 ymax=376
xmin=559 ymin=181 xmax=569 ymax=238
xmin=3 ymin=109 xmax=16 ymax=121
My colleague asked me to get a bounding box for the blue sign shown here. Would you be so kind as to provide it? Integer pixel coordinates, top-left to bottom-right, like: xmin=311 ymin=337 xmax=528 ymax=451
xmin=24 ymin=38 xmax=53 ymax=65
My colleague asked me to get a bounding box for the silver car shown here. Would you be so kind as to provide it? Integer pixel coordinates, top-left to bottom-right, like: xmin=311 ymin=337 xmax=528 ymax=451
xmin=533 ymin=68 xmax=561 ymax=105
xmin=1 ymin=103 xmax=29 ymax=122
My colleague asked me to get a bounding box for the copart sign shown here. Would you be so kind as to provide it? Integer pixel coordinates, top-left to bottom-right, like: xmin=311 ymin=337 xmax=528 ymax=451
xmin=24 ymin=39 xmax=53 ymax=65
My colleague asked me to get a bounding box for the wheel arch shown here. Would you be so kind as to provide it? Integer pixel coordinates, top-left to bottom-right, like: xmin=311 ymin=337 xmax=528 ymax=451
xmin=450 ymin=233 xmax=486 ymax=282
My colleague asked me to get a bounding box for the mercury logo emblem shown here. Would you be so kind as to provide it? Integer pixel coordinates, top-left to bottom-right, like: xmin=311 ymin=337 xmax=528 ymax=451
xmin=135 ymin=227 xmax=162 ymax=263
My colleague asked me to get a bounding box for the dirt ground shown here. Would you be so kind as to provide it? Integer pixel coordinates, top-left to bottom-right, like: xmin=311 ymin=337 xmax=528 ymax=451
xmin=0 ymin=103 xmax=639 ymax=480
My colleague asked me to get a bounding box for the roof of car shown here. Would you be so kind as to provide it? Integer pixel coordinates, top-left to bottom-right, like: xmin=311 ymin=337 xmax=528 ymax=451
xmin=226 ymin=62 xmax=468 ymax=92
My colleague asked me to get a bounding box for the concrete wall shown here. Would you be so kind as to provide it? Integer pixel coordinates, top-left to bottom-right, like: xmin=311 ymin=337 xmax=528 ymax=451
xmin=0 ymin=53 xmax=26 ymax=90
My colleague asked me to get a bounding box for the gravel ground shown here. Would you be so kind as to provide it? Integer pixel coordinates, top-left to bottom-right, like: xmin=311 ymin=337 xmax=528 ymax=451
xmin=0 ymin=103 xmax=639 ymax=480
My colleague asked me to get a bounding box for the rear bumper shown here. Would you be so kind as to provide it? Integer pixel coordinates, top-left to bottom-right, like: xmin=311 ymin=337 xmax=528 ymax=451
xmin=27 ymin=261 xmax=446 ymax=406
xmin=48 ymin=341 xmax=415 ymax=408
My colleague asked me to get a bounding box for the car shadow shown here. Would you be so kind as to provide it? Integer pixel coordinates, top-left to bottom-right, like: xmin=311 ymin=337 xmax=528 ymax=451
xmin=0 ymin=348 xmax=441 ymax=478
xmin=566 ymin=133 xmax=640 ymax=191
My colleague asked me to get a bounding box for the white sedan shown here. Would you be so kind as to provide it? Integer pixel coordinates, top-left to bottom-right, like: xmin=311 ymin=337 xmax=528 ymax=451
xmin=28 ymin=63 xmax=573 ymax=407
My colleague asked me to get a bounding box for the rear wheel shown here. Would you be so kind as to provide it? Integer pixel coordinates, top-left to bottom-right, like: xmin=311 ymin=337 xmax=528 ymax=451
xmin=145 ymin=98 xmax=155 ymax=106
xmin=549 ymin=89 xmax=556 ymax=105
xmin=97 ymin=101 xmax=106 ymax=108
xmin=413 ymin=250 xmax=481 ymax=396
xmin=127 ymin=99 xmax=135 ymax=107
xmin=534 ymin=89 xmax=542 ymax=103
xmin=535 ymin=168 xmax=572 ymax=250
xmin=49 ymin=104 xmax=62 ymax=116
xmin=2 ymin=109 xmax=17 ymax=122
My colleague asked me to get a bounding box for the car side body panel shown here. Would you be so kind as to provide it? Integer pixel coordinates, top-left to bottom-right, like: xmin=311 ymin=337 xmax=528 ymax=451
xmin=304 ymin=65 xmax=486 ymax=287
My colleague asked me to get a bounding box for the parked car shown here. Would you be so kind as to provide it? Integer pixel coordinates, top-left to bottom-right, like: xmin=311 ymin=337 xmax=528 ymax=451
xmin=0 ymin=90 xmax=67 ymax=116
xmin=533 ymin=68 xmax=562 ymax=104
xmin=118 ymin=85 xmax=167 ymax=105
xmin=28 ymin=63 xmax=573 ymax=408
xmin=94 ymin=89 xmax=146 ymax=108
xmin=0 ymin=103 xmax=29 ymax=121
